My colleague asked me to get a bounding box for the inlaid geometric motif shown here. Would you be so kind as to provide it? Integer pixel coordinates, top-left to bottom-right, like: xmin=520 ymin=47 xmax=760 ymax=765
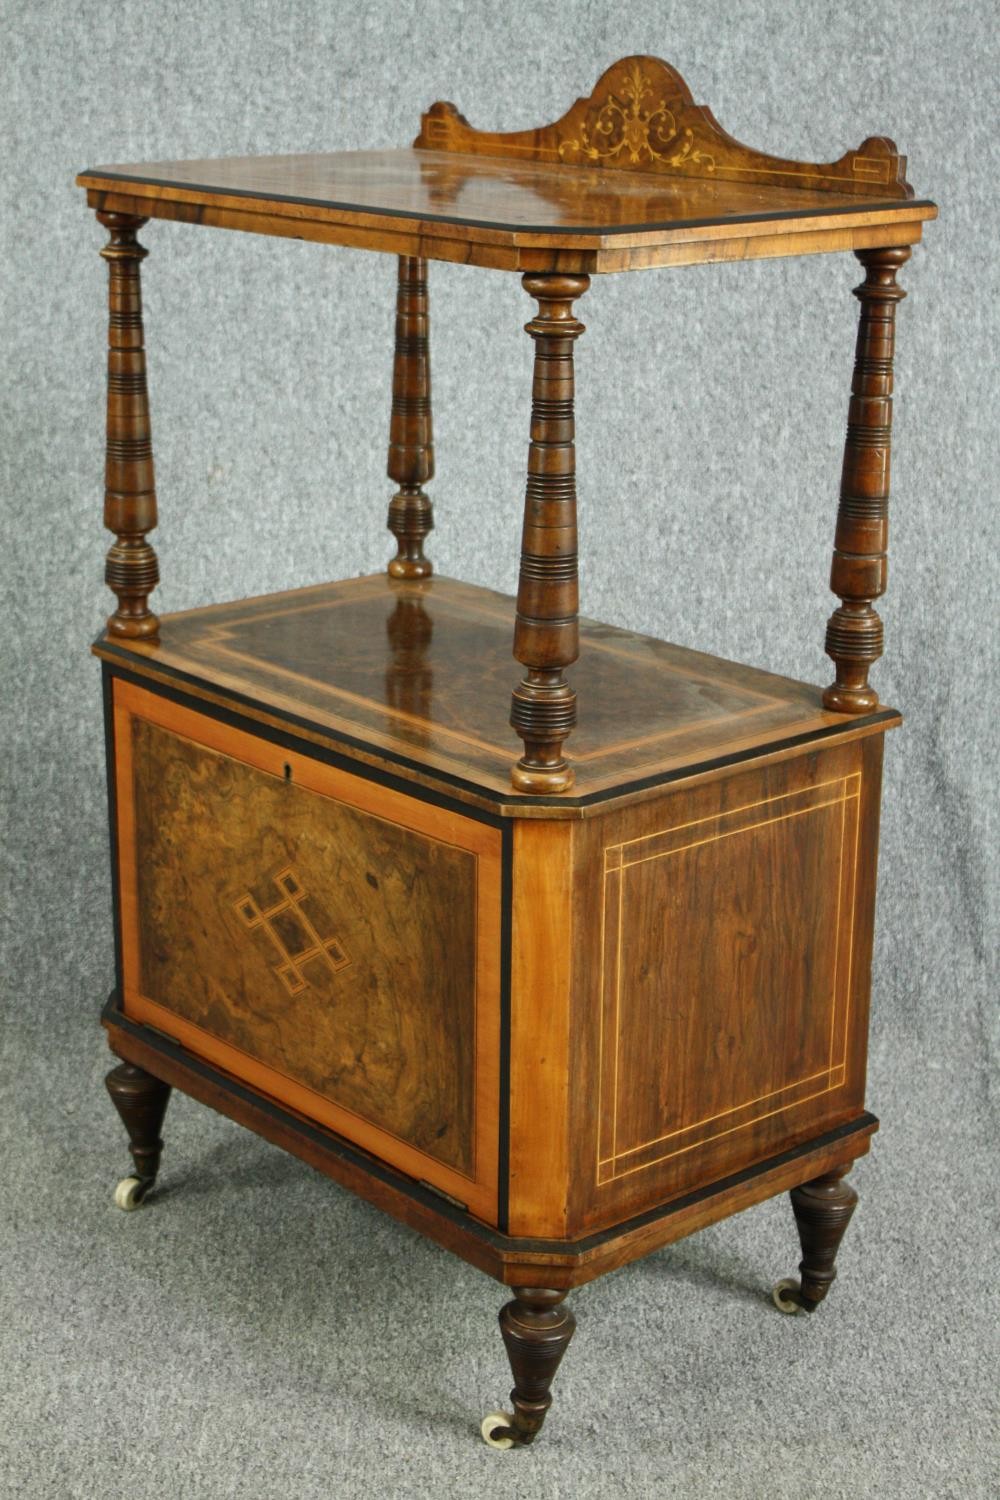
xmin=234 ymin=866 xmax=351 ymax=995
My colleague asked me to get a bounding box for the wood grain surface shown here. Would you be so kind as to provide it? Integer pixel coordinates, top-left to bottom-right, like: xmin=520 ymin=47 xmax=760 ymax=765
xmin=597 ymin=771 xmax=858 ymax=1182
xmin=95 ymin=574 xmax=900 ymax=814
xmin=522 ymin=736 xmax=887 ymax=1238
xmin=113 ymin=677 xmax=502 ymax=1220
xmin=78 ymin=122 xmax=935 ymax=273
xmin=508 ymin=820 xmax=575 ymax=1236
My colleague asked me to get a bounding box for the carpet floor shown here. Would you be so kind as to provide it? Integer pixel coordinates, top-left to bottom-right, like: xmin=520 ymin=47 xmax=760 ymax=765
xmin=0 ymin=998 xmax=995 ymax=1500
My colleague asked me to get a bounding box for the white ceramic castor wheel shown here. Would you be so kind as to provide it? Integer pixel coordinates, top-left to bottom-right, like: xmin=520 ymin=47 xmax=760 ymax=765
xmin=481 ymin=1411 xmax=516 ymax=1450
xmin=772 ymin=1277 xmax=803 ymax=1314
xmin=114 ymin=1175 xmax=149 ymax=1211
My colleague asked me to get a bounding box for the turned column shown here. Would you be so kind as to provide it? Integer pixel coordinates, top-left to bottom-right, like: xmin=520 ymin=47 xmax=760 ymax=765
xmin=386 ymin=256 xmax=434 ymax=577
xmin=823 ymin=246 xmax=910 ymax=712
xmin=106 ymin=1060 xmax=171 ymax=1205
xmin=774 ymin=1164 xmax=858 ymax=1313
xmin=98 ymin=211 xmax=160 ymax=639
xmin=510 ymin=273 xmax=589 ymax=794
xmin=484 ymin=1288 xmax=576 ymax=1447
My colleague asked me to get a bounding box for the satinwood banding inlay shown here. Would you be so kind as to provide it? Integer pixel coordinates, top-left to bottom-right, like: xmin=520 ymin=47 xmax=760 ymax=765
xmin=598 ymin=774 xmax=861 ymax=1182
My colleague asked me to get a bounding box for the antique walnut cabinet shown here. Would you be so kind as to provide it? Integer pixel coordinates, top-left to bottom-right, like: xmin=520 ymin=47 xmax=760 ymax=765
xmin=78 ymin=57 xmax=935 ymax=1449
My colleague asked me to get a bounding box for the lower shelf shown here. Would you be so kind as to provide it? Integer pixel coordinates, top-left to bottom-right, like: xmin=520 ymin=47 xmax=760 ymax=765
xmin=93 ymin=572 xmax=900 ymax=813
xmin=104 ymin=997 xmax=878 ymax=1290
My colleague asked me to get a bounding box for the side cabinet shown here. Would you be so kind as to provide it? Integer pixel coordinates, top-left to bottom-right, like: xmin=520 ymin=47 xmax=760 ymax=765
xmin=508 ymin=737 xmax=885 ymax=1238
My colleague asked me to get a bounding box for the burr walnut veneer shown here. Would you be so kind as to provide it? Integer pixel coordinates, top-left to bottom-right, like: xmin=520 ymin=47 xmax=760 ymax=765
xmin=80 ymin=57 xmax=934 ymax=1452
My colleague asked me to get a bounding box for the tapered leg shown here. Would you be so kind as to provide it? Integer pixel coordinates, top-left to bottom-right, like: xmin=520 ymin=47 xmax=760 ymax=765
xmin=773 ymin=1164 xmax=858 ymax=1313
xmin=105 ymin=1060 xmax=171 ymax=1210
xmin=386 ymin=255 xmax=434 ymax=578
xmin=482 ymin=1288 xmax=576 ymax=1448
xmin=823 ymin=245 xmax=910 ymax=712
xmin=97 ymin=211 xmax=160 ymax=639
xmin=510 ymin=273 xmax=589 ymax=794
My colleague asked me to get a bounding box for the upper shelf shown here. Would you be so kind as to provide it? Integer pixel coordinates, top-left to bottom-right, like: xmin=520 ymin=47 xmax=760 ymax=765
xmin=77 ymin=56 xmax=935 ymax=273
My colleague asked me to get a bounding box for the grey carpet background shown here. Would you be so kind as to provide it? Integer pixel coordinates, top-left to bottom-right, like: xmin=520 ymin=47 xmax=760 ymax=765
xmin=1 ymin=2 xmax=997 ymax=1496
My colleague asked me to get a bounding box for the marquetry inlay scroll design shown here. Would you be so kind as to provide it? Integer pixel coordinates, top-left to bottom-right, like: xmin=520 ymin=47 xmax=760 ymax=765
xmin=415 ymin=55 xmax=914 ymax=198
xmin=597 ymin=776 xmax=861 ymax=1185
xmin=557 ymin=58 xmax=715 ymax=172
xmin=234 ymin=866 xmax=351 ymax=996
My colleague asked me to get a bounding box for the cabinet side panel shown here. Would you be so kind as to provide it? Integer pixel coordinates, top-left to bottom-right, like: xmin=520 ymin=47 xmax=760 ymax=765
xmin=569 ymin=739 xmax=885 ymax=1233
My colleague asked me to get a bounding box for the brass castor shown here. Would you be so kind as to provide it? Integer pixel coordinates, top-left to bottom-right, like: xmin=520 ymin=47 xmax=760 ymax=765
xmin=106 ymin=1060 xmax=172 ymax=1211
xmin=113 ymin=1174 xmax=154 ymax=1211
xmin=483 ymin=1288 xmax=576 ymax=1450
xmin=771 ymin=1277 xmax=808 ymax=1314
xmin=774 ymin=1165 xmax=859 ymax=1314
xmin=480 ymin=1412 xmax=517 ymax=1450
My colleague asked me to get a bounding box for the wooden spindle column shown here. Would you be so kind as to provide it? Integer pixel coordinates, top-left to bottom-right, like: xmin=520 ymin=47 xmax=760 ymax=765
xmin=823 ymin=245 xmax=910 ymax=712
xmin=105 ymin=1059 xmax=171 ymax=1194
xmin=387 ymin=256 xmax=434 ymax=577
xmin=98 ymin=211 xmax=160 ymax=639
xmin=510 ymin=273 xmax=589 ymax=794
xmin=487 ymin=1288 xmax=576 ymax=1447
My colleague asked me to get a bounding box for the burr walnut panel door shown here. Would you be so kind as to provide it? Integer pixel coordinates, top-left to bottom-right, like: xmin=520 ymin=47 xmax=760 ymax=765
xmin=112 ymin=678 xmax=502 ymax=1223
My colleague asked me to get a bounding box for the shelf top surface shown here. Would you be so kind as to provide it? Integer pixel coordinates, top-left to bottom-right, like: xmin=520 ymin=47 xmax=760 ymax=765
xmin=94 ymin=575 xmax=899 ymax=815
xmin=78 ymin=147 xmax=936 ymax=248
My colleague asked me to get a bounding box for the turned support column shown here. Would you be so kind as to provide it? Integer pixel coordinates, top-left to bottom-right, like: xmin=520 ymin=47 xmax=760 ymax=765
xmin=386 ymin=255 xmax=434 ymax=577
xmin=823 ymin=245 xmax=910 ymax=712
xmin=106 ymin=1060 xmax=172 ymax=1206
xmin=510 ymin=273 xmax=589 ymax=794
xmin=773 ymin=1164 xmax=858 ymax=1313
xmin=483 ymin=1288 xmax=577 ymax=1447
xmin=98 ymin=211 xmax=160 ymax=639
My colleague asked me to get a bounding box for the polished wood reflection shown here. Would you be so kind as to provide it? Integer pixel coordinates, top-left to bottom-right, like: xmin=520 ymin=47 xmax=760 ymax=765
xmin=94 ymin=574 xmax=899 ymax=810
xmin=78 ymin=140 xmax=935 ymax=273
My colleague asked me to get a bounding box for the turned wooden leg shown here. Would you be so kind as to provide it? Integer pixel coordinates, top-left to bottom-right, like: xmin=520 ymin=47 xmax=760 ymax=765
xmin=482 ymin=1288 xmax=576 ymax=1448
xmin=510 ymin=273 xmax=589 ymax=794
xmin=105 ymin=1060 xmax=171 ymax=1210
xmin=97 ymin=211 xmax=160 ymax=639
xmin=823 ymin=245 xmax=910 ymax=712
xmin=386 ymin=255 xmax=434 ymax=578
xmin=772 ymin=1164 xmax=858 ymax=1314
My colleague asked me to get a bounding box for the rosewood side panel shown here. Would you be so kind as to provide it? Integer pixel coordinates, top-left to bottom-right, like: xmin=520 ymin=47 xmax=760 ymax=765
xmin=506 ymin=733 xmax=887 ymax=1240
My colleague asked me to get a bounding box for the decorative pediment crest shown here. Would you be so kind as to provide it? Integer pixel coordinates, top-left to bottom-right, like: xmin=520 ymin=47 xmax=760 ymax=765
xmin=416 ymin=55 xmax=913 ymax=199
